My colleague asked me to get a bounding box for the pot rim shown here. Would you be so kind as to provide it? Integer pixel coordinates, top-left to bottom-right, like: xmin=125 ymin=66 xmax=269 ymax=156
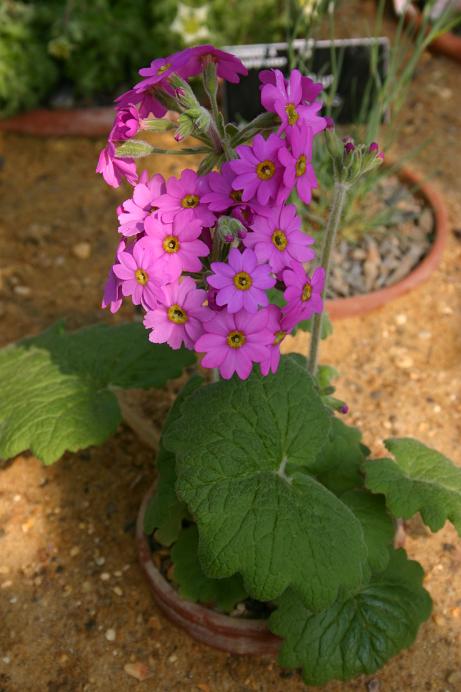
xmin=401 ymin=4 xmax=461 ymax=63
xmin=136 ymin=482 xmax=281 ymax=655
xmin=326 ymin=162 xmax=450 ymax=319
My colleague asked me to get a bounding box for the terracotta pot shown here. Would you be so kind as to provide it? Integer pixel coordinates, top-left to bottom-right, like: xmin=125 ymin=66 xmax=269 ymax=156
xmin=401 ymin=4 xmax=461 ymax=63
xmin=326 ymin=164 xmax=450 ymax=319
xmin=0 ymin=107 xmax=178 ymax=138
xmin=136 ymin=483 xmax=281 ymax=656
xmin=0 ymin=107 xmax=114 ymax=137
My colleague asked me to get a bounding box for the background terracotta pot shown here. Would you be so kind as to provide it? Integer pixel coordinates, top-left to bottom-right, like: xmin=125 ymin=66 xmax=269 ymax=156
xmin=136 ymin=484 xmax=281 ymax=656
xmin=0 ymin=107 xmax=179 ymax=137
xmin=1 ymin=111 xmax=448 ymax=323
xmin=400 ymin=3 xmax=461 ymax=63
xmin=0 ymin=107 xmax=114 ymax=137
xmin=326 ymin=164 xmax=450 ymax=319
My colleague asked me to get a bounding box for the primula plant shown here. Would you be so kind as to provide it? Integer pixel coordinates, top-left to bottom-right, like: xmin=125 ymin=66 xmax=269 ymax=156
xmin=0 ymin=42 xmax=460 ymax=687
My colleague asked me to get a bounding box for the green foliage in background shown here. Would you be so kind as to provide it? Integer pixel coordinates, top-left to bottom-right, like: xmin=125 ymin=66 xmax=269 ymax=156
xmin=0 ymin=0 xmax=289 ymax=115
xmin=0 ymin=1 xmax=57 ymax=116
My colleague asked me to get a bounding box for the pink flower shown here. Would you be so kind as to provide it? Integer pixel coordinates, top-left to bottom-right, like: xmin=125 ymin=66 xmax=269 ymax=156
xmin=110 ymin=104 xmax=141 ymax=142
xmin=180 ymin=45 xmax=247 ymax=84
xmin=143 ymin=277 xmax=210 ymax=350
xmin=133 ymin=52 xmax=191 ymax=93
xmin=230 ymin=133 xmax=287 ymax=206
xmin=208 ymin=248 xmax=275 ymax=313
xmin=115 ymin=88 xmax=166 ymax=119
xmin=144 ymin=213 xmax=210 ymax=281
xmin=259 ymin=69 xmax=323 ymax=104
xmin=278 ymin=125 xmax=318 ymax=204
xmin=201 ymin=162 xmax=245 ymax=212
xmin=113 ymin=238 xmax=167 ymax=310
xmin=245 ymin=203 xmax=315 ymax=273
xmin=96 ymin=142 xmax=138 ymax=189
xmin=153 ymin=169 xmax=216 ymax=227
xmin=282 ymin=265 xmax=325 ymax=331
xmin=117 ymin=172 xmax=165 ymax=237
xmin=260 ymin=305 xmax=286 ymax=376
xmin=102 ymin=241 xmax=126 ymax=314
xmin=261 ymin=69 xmax=326 ymax=134
xmin=195 ymin=309 xmax=273 ymax=380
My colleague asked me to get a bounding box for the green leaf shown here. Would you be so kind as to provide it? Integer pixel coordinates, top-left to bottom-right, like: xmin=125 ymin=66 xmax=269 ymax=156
xmin=309 ymin=418 xmax=366 ymax=495
xmin=144 ymin=376 xmax=203 ymax=546
xmin=365 ymin=438 xmax=461 ymax=535
xmin=270 ymin=549 xmax=432 ymax=686
xmin=171 ymin=526 xmax=247 ymax=612
xmin=0 ymin=323 xmax=195 ymax=465
xmin=165 ymin=356 xmax=368 ymax=611
xmin=267 ymin=288 xmax=286 ymax=308
xmin=144 ymin=448 xmax=189 ymax=546
xmin=340 ymin=490 xmax=394 ymax=572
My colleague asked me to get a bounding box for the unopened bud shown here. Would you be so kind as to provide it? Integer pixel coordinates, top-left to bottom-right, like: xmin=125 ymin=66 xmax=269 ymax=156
xmin=325 ymin=116 xmax=335 ymax=130
xmin=368 ymin=142 xmax=379 ymax=152
xmin=344 ymin=141 xmax=355 ymax=154
xmin=216 ymin=215 xmax=247 ymax=242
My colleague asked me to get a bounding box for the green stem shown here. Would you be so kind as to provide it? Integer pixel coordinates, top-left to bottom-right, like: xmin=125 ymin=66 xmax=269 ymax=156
xmin=308 ymin=181 xmax=350 ymax=376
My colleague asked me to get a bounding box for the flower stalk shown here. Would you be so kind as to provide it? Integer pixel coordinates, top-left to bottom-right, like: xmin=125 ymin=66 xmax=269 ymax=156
xmin=308 ymin=180 xmax=350 ymax=376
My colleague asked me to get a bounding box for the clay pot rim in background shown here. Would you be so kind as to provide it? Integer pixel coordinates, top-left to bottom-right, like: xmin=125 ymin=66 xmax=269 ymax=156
xmin=1 ymin=109 xmax=449 ymax=322
xmin=136 ymin=482 xmax=281 ymax=656
xmin=400 ymin=2 xmax=461 ymax=63
xmin=326 ymin=163 xmax=450 ymax=319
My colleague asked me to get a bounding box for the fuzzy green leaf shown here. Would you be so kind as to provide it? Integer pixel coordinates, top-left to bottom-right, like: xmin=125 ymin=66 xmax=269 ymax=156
xmin=144 ymin=377 xmax=203 ymax=545
xmin=0 ymin=323 xmax=195 ymax=465
xmin=171 ymin=526 xmax=247 ymax=612
xmin=165 ymin=356 xmax=368 ymax=611
xmin=309 ymin=418 xmax=366 ymax=495
xmin=143 ymin=448 xmax=188 ymax=545
xmin=365 ymin=438 xmax=461 ymax=534
xmin=270 ymin=549 xmax=432 ymax=686
xmin=340 ymin=490 xmax=394 ymax=572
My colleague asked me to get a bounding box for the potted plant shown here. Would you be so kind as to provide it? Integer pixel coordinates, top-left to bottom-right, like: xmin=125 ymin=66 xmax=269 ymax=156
xmin=95 ymin=45 xmax=459 ymax=685
xmin=0 ymin=42 xmax=459 ymax=687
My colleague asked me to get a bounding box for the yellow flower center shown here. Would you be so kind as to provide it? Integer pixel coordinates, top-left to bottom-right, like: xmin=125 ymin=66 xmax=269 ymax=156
xmin=167 ymin=304 xmax=188 ymax=324
xmin=285 ymin=103 xmax=299 ymax=125
xmin=157 ymin=63 xmax=171 ymax=75
xmin=135 ymin=269 xmax=149 ymax=285
xmin=181 ymin=194 xmax=199 ymax=209
xmin=271 ymin=229 xmax=288 ymax=251
xmin=302 ymin=282 xmax=312 ymax=301
xmin=233 ymin=271 xmax=253 ymax=291
xmin=256 ymin=160 xmax=275 ymax=181
xmin=227 ymin=330 xmax=246 ymax=349
xmin=162 ymin=235 xmax=180 ymax=254
xmin=296 ymin=155 xmax=307 ymax=177
xmin=230 ymin=189 xmax=243 ymax=202
xmin=274 ymin=330 xmax=286 ymax=345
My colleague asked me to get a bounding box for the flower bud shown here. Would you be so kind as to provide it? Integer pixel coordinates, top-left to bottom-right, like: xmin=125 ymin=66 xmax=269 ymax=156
xmin=325 ymin=116 xmax=335 ymax=130
xmin=216 ymin=215 xmax=247 ymax=243
xmin=368 ymin=142 xmax=379 ymax=153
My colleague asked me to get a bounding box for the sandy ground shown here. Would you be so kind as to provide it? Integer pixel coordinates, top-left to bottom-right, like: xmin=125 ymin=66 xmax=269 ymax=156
xmin=1 ymin=3 xmax=461 ymax=690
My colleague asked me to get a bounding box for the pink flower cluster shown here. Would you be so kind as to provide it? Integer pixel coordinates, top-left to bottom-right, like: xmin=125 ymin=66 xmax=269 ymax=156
xmin=100 ymin=48 xmax=327 ymax=380
xmin=96 ymin=45 xmax=247 ymax=188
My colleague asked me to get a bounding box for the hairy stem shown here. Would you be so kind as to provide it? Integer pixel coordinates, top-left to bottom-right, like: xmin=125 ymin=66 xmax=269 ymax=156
xmin=308 ymin=181 xmax=350 ymax=376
